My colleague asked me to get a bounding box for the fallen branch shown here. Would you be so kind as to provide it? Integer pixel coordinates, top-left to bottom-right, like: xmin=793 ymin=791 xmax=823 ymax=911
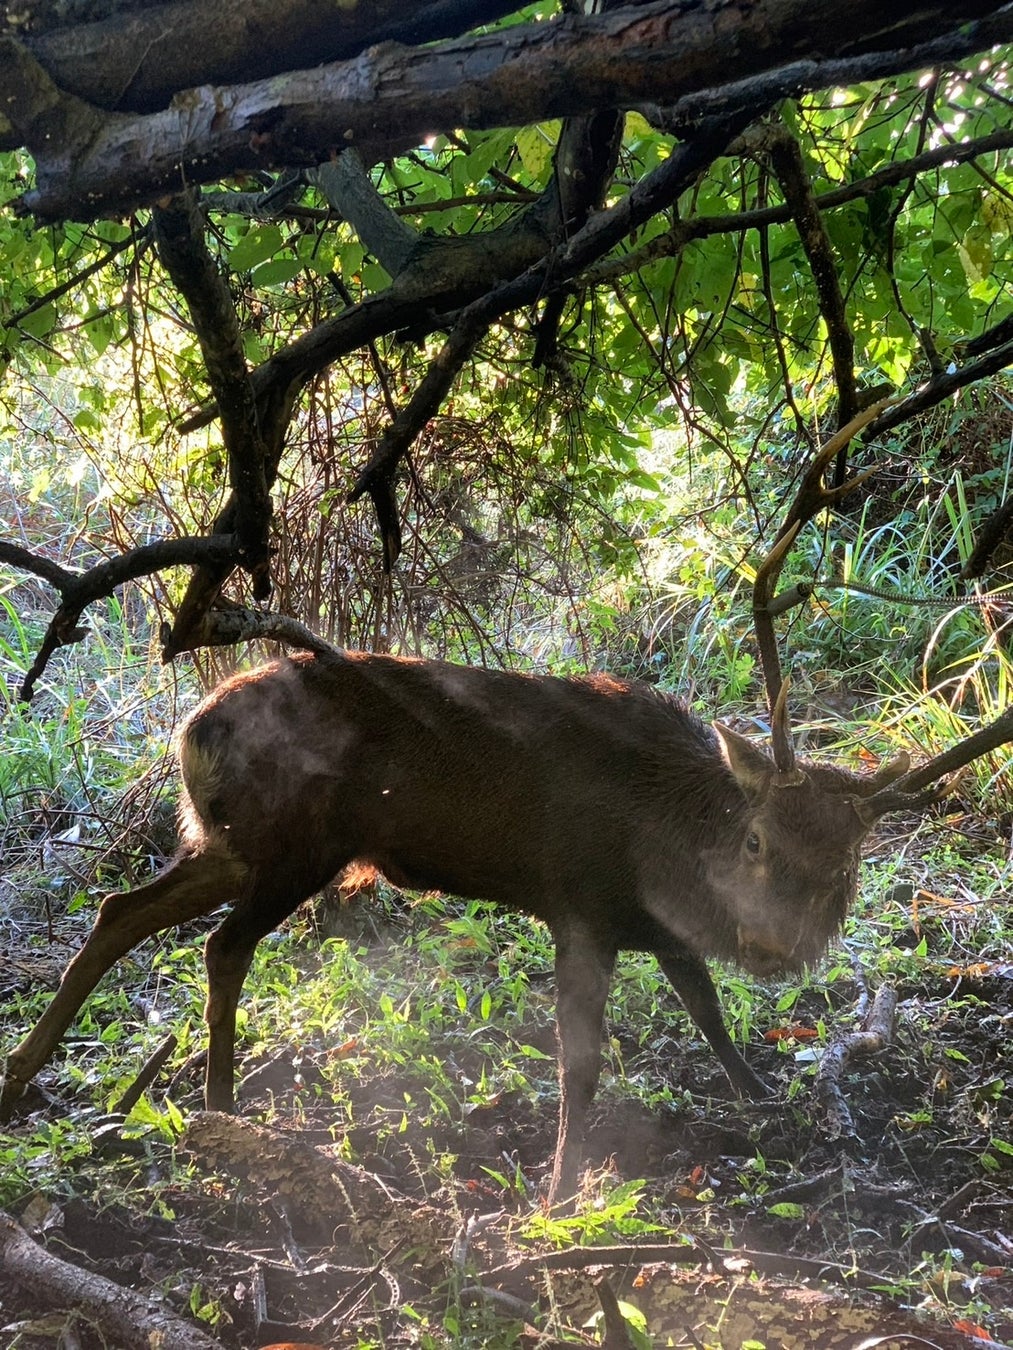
xmin=815 ymin=983 xmax=899 ymax=1139
xmin=0 ymin=1209 xmax=219 ymax=1350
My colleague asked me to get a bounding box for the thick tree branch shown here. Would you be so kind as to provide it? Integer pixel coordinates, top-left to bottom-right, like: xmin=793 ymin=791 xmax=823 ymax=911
xmin=1 ymin=0 xmax=523 ymax=130
xmin=179 ymin=605 xmax=341 ymax=657
xmin=182 ymin=106 xmax=625 ymax=573
xmin=175 ymin=119 xmax=1012 ymax=441
xmin=152 ymin=193 xmax=273 ymax=604
xmin=182 ymin=106 xmax=625 ymax=428
xmin=7 ymin=0 xmax=1008 ymax=222
xmin=0 ymin=535 xmax=242 ymax=699
xmin=307 ymin=152 xmax=419 ymax=277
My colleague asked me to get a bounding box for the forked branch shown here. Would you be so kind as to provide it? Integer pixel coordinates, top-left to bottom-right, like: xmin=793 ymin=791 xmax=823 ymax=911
xmin=0 ymin=535 xmax=242 ymax=700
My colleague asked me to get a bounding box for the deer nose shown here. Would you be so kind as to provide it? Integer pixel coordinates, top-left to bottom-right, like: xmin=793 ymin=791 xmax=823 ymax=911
xmin=736 ymin=928 xmax=794 ymax=976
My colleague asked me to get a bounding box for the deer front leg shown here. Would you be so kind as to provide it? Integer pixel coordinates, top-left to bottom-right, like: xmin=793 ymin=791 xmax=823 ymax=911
xmin=656 ymin=946 xmax=772 ymax=1099
xmin=548 ymin=928 xmax=615 ymax=1206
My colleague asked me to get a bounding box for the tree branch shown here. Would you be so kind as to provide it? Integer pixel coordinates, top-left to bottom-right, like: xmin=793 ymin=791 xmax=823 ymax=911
xmin=345 ymin=106 xmax=624 ymax=564
xmin=865 ymin=340 xmax=1013 ymax=437
xmin=586 ymin=127 xmax=1013 ymax=287
xmin=152 ymin=192 xmax=273 ymax=603
xmin=763 ymin=121 xmax=857 ymax=474
xmin=8 ymin=0 xmax=1008 ymax=222
xmin=750 ymin=400 xmax=894 ymax=723
xmin=2 ymin=0 xmax=523 ymax=131
xmin=307 ymin=151 xmax=419 ymax=277
xmin=348 ymin=307 xmax=494 ymax=568
xmin=0 ymin=534 xmax=242 ymax=699
xmin=339 ymin=109 xmax=757 ymax=561
xmin=176 ymin=119 xmax=1013 ymax=444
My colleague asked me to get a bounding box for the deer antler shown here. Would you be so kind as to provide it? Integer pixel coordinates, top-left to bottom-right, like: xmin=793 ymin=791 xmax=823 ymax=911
xmin=857 ymin=704 xmax=1013 ymax=822
xmin=752 ymin=399 xmax=896 ymax=776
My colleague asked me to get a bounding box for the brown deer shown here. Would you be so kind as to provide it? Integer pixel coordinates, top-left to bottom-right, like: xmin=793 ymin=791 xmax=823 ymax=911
xmin=0 ymin=648 xmax=1005 ymax=1203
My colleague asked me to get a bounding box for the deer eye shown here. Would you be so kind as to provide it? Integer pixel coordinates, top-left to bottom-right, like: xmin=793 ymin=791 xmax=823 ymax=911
xmin=745 ymin=831 xmax=761 ymax=857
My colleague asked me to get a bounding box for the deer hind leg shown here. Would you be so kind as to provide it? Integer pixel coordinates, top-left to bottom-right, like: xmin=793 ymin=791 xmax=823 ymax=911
xmin=0 ymin=849 xmax=248 ymax=1120
xmin=656 ymin=945 xmax=771 ymax=1099
xmin=548 ymin=928 xmax=616 ymax=1206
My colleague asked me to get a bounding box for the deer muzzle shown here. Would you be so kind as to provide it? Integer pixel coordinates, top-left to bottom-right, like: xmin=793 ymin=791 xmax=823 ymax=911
xmin=736 ymin=926 xmax=799 ymax=976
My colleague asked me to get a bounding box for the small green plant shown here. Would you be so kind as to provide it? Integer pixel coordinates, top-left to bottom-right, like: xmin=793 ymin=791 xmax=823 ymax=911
xmin=520 ymin=1178 xmax=664 ymax=1246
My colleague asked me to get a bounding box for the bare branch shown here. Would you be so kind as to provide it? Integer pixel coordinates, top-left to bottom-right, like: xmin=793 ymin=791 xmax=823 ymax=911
xmin=307 ymin=152 xmax=418 ymax=277
xmin=0 ymin=534 xmax=242 ymax=700
xmin=6 ymin=230 xmax=139 ymax=329
xmin=642 ymin=17 xmax=1013 ymax=137
xmin=0 ymin=1210 xmax=219 ymax=1350
xmin=349 ymin=307 xmax=494 ymax=568
xmin=584 ymin=128 xmax=1013 ymax=289
xmin=0 ymin=540 xmax=76 ymax=589
xmin=152 ymin=193 xmax=272 ymax=600
xmin=865 ymin=341 xmax=1013 ymax=437
xmin=179 ymin=605 xmax=342 ymax=657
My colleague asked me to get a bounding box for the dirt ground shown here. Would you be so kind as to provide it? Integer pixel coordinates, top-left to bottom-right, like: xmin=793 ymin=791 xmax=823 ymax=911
xmin=1 ymin=890 xmax=1012 ymax=1349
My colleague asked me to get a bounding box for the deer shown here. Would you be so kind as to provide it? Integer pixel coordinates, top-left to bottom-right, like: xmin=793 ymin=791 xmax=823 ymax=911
xmin=4 ymin=641 xmax=1009 ymax=1204
xmin=5 ymin=412 xmax=1012 ymax=1204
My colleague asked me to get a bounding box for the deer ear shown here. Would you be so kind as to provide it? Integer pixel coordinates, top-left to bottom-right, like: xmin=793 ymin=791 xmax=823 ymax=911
xmin=713 ymin=723 xmax=777 ymax=799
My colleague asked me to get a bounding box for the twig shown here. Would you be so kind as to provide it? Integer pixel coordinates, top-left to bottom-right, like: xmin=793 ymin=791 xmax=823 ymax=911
xmin=815 ymin=984 xmax=898 ymax=1139
xmin=110 ymin=1033 xmax=177 ymax=1116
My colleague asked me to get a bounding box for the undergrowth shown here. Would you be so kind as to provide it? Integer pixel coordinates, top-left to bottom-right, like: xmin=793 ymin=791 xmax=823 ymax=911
xmin=2 ymin=404 xmax=1013 ymax=1345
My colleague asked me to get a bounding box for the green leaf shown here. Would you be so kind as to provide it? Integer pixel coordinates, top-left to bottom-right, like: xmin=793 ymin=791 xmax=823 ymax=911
xmin=768 ymin=1201 xmax=806 ymax=1219
xmin=227 ymin=223 xmax=284 ymax=271
xmin=515 ymin=122 xmax=560 ymax=180
xmin=251 ymin=257 xmax=302 ymax=288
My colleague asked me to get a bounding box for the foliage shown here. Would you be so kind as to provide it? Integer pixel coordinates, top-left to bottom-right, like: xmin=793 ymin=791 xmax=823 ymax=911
xmin=1 ymin=37 xmax=1011 ymax=672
